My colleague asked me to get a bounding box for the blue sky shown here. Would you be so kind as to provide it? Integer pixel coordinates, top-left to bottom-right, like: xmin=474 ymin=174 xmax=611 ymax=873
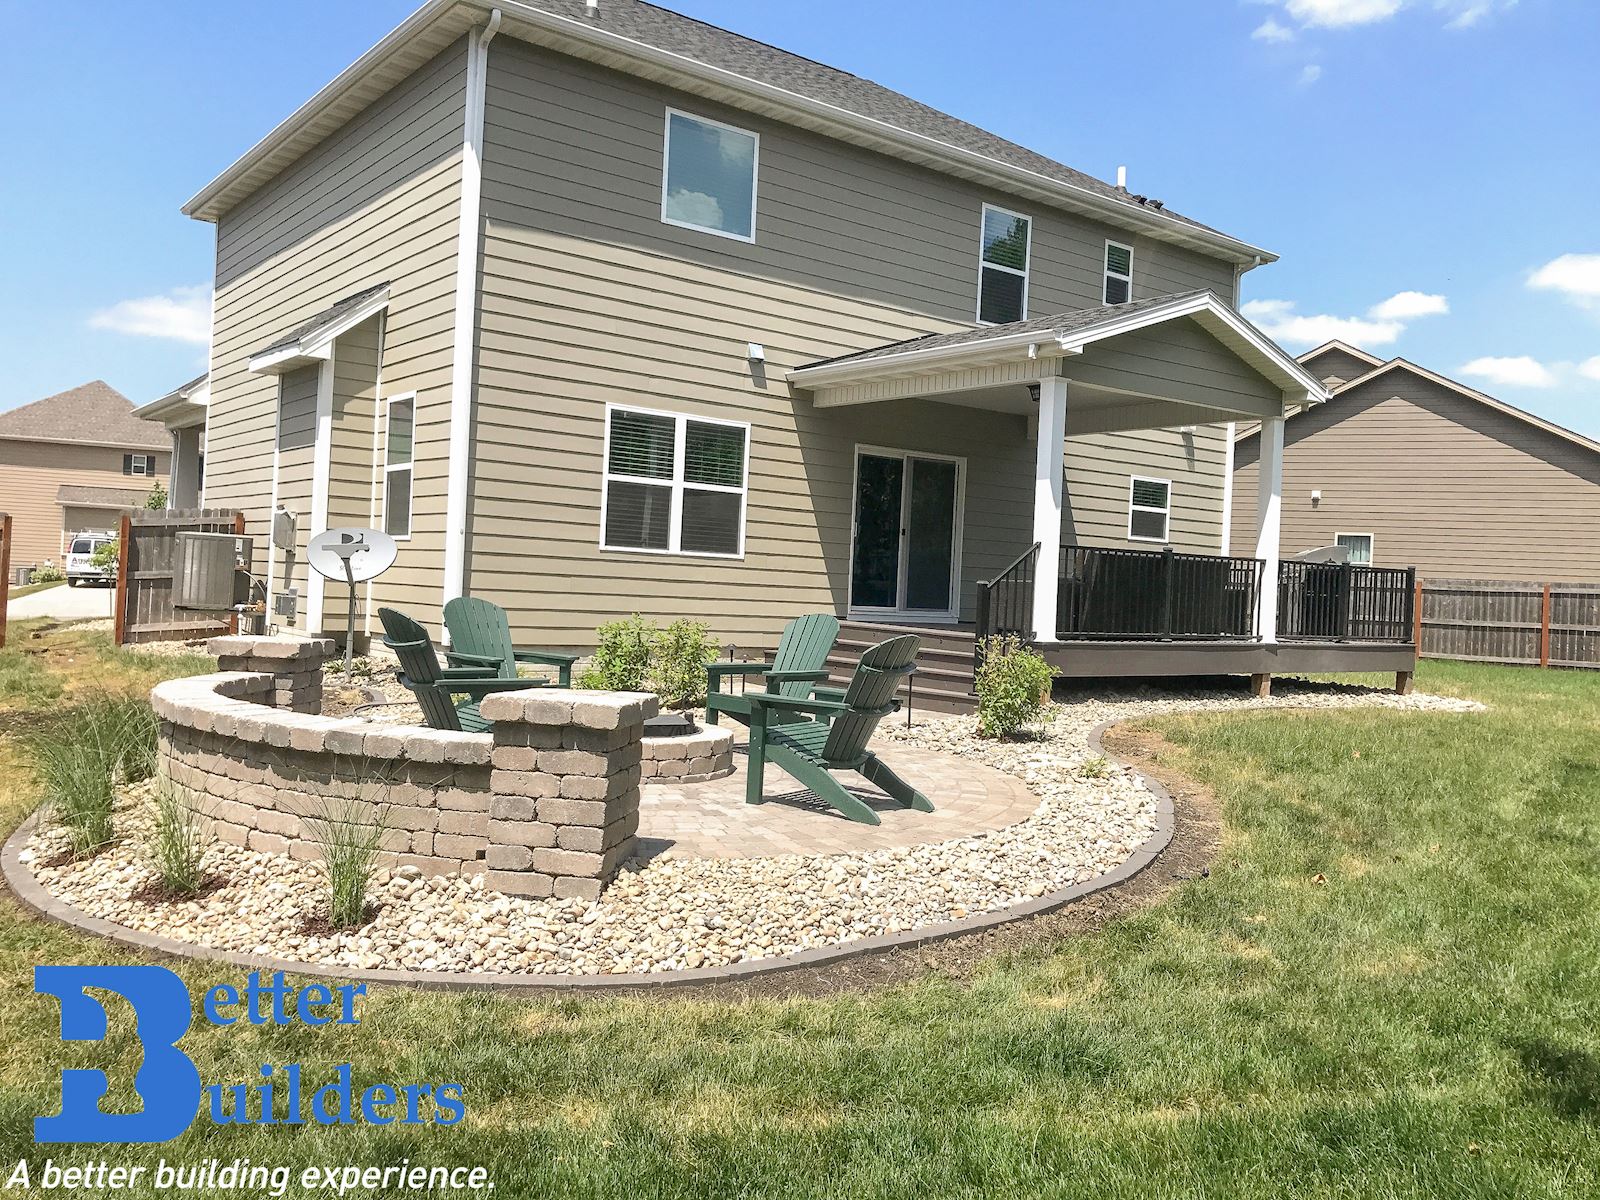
xmin=1 ymin=0 xmax=1595 ymax=430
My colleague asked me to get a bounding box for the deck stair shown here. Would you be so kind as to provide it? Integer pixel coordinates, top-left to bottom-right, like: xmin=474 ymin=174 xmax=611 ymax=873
xmin=825 ymin=620 xmax=978 ymax=715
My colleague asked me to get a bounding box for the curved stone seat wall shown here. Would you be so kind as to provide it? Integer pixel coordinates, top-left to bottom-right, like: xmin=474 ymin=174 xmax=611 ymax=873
xmin=152 ymin=637 xmax=657 ymax=901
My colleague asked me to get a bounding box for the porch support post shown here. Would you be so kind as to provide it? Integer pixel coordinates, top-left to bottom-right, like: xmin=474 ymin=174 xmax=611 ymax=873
xmin=1254 ymin=412 xmax=1285 ymax=643
xmin=1031 ymin=376 xmax=1069 ymax=642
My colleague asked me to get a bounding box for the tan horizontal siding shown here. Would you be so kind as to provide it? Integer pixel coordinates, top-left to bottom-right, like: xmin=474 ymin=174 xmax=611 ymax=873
xmin=0 ymin=440 xmax=169 ymax=568
xmin=1231 ymin=373 xmax=1600 ymax=582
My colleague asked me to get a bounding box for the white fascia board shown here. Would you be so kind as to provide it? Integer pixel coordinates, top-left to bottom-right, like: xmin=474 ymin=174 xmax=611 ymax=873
xmin=247 ymin=342 xmax=333 ymax=375
xmin=789 ymin=330 xmax=1074 ymax=388
xmin=245 ymin=289 xmax=390 ymax=375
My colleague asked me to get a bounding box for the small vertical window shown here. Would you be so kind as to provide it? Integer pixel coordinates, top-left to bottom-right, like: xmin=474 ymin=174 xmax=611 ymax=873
xmin=122 ymin=453 xmax=155 ymax=477
xmin=1336 ymin=533 xmax=1373 ymax=565
xmin=978 ymin=204 xmax=1031 ymax=324
xmin=1128 ymin=476 xmax=1171 ymax=542
xmin=602 ymin=405 xmax=749 ymax=557
xmin=1104 ymin=240 xmax=1134 ymax=305
xmin=384 ymin=395 xmax=414 ymax=539
xmin=661 ymin=109 xmax=759 ymax=242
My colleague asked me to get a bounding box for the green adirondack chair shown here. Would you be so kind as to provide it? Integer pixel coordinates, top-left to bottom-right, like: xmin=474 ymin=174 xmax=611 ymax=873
xmin=743 ymin=634 xmax=933 ymax=826
xmin=705 ymin=613 xmax=840 ymax=727
xmin=442 ymin=596 xmax=579 ymax=686
xmin=377 ymin=608 xmax=550 ymax=733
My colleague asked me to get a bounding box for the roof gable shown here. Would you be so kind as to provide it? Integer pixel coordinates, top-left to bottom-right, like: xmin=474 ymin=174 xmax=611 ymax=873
xmin=0 ymin=381 xmax=168 ymax=451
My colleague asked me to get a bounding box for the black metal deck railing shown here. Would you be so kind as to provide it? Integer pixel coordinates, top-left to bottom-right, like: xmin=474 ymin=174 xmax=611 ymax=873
xmin=1278 ymin=561 xmax=1416 ymax=642
xmin=974 ymin=542 xmax=1040 ymax=643
xmin=1058 ymin=545 xmax=1264 ymax=640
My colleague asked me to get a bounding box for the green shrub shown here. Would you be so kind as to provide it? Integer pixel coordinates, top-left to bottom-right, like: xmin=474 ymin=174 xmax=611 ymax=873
xmin=648 ymin=619 xmax=719 ymax=709
xmin=301 ymin=781 xmax=390 ymax=928
xmin=974 ymin=635 xmax=1056 ymax=739
xmin=29 ymin=564 xmax=65 ymax=584
xmin=1079 ymin=755 xmax=1110 ymax=779
xmin=28 ymin=696 xmax=159 ymax=855
xmin=145 ymin=780 xmax=210 ymax=897
xmin=144 ymin=483 xmax=168 ymax=510
xmin=576 ymin=615 xmax=655 ymax=691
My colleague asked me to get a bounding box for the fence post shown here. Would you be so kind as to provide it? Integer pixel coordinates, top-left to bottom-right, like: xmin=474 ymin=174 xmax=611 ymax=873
xmin=230 ymin=510 xmax=246 ymax=635
xmin=112 ymin=512 xmax=132 ymax=646
xmin=1336 ymin=561 xmax=1353 ymax=642
xmin=0 ymin=513 xmax=11 ymax=650
xmin=1412 ymin=575 xmax=1423 ymax=656
xmin=1540 ymin=584 xmax=1552 ymax=668
xmin=1160 ymin=546 xmax=1176 ymax=639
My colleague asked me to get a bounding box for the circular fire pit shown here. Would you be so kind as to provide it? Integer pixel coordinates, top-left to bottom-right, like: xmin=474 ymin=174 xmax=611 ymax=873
xmin=640 ymin=718 xmax=735 ymax=783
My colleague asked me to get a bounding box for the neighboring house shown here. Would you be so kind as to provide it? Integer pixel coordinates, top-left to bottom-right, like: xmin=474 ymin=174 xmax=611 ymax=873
xmin=181 ymin=0 xmax=1410 ymax=695
xmin=1231 ymin=341 xmax=1600 ymax=583
xmin=0 ymin=381 xmax=169 ymax=572
xmin=134 ymin=375 xmax=210 ymax=510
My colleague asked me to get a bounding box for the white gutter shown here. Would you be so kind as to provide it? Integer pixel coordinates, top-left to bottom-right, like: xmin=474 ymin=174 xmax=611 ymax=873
xmin=307 ymin=350 xmax=337 ymax=633
xmin=440 ymin=8 xmax=501 ymax=622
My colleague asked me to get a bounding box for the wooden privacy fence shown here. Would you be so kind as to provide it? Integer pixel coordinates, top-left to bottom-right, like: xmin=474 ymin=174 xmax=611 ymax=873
xmin=115 ymin=508 xmax=244 ymax=646
xmin=0 ymin=512 xmax=12 ymax=650
xmin=1419 ymin=577 xmax=1600 ymax=669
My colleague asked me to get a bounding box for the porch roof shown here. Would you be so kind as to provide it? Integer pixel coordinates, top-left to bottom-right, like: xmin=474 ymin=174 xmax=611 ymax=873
xmin=787 ymin=290 xmax=1330 ymax=432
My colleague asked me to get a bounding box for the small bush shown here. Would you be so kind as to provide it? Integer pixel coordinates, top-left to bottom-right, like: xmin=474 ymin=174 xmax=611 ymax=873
xmin=90 ymin=539 xmax=120 ymax=578
xmin=29 ymin=696 xmax=160 ymax=855
xmin=577 ymin=615 xmax=655 ymax=691
xmin=974 ymin=635 xmax=1056 ymax=739
xmin=145 ymin=780 xmax=210 ymax=897
xmin=301 ymin=782 xmax=390 ymax=928
xmin=648 ymin=619 xmax=719 ymax=709
xmin=144 ymin=483 xmax=168 ymax=510
xmin=29 ymin=564 xmax=65 ymax=584
xmin=1079 ymin=755 xmax=1110 ymax=779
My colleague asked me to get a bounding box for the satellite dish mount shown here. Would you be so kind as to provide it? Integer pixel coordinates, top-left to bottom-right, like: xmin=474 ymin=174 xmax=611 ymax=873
xmin=307 ymin=528 xmax=399 ymax=673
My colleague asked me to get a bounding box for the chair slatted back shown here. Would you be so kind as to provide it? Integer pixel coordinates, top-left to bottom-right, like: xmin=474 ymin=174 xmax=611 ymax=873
xmin=377 ymin=607 xmax=463 ymax=732
xmin=770 ymin=613 xmax=841 ymax=699
xmin=444 ymin=596 xmax=515 ymax=675
xmin=821 ymin=635 xmax=919 ymax=763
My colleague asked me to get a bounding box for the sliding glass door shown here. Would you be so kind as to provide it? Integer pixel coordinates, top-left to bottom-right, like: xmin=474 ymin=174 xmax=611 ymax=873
xmin=849 ymin=447 xmax=963 ymax=619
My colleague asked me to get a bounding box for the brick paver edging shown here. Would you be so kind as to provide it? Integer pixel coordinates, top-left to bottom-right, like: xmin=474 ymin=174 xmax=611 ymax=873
xmin=0 ymin=721 xmax=1173 ymax=993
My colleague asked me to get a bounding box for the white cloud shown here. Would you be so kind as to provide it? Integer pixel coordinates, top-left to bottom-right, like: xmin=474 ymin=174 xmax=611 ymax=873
xmin=89 ymin=285 xmax=211 ymax=345
xmin=1579 ymin=356 xmax=1600 ymax=382
xmin=1368 ymin=290 xmax=1450 ymax=320
xmin=1252 ymin=17 xmax=1297 ymax=41
xmin=1529 ymin=253 xmax=1600 ymax=300
xmin=664 ymin=188 xmax=724 ymax=231
xmin=1437 ymin=0 xmax=1517 ymax=29
xmin=1285 ymin=0 xmax=1402 ymax=27
xmin=1297 ymin=63 xmax=1324 ymax=84
xmin=1241 ymin=289 xmax=1448 ymax=350
xmin=1459 ymin=356 xmax=1559 ymax=388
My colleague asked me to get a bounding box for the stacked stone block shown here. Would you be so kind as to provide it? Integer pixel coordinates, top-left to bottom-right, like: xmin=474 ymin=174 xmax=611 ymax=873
xmin=639 ymin=724 xmax=735 ymax=783
xmin=479 ymin=689 xmax=659 ymax=901
xmin=209 ymin=635 xmax=334 ymax=713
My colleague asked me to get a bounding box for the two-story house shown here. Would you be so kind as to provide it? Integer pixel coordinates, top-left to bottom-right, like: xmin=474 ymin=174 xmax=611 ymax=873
xmin=181 ymin=0 xmax=1414 ymax=698
xmin=0 ymin=381 xmax=170 ymax=575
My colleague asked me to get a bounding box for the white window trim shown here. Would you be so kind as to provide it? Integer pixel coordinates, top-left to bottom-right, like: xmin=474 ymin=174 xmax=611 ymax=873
xmin=1105 ymin=239 xmax=1134 ymax=305
xmin=599 ymin=402 xmax=751 ymax=559
xmin=1335 ymin=531 xmax=1374 ymax=564
xmin=381 ymin=392 xmax=416 ymax=543
xmin=976 ymin=202 xmax=1032 ymax=325
xmin=660 ymin=107 xmax=760 ymax=244
xmin=846 ymin=443 xmax=967 ymax=623
xmin=1127 ymin=474 xmax=1172 ymax=543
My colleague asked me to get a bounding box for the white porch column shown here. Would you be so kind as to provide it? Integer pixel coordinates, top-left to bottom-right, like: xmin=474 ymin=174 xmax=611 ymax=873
xmin=1031 ymin=377 xmax=1069 ymax=641
xmin=1254 ymin=413 xmax=1285 ymax=642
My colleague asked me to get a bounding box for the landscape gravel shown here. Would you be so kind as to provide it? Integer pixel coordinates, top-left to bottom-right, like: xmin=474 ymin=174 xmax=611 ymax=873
xmin=22 ymin=679 xmax=1481 ymax=977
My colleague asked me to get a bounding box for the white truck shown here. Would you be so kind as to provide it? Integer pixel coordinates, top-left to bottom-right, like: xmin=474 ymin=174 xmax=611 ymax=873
xmin=64 ymin=531 xmax=117 ymax=587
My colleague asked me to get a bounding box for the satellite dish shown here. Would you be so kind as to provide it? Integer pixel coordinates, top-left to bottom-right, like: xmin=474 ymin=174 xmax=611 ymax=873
xmin=306 ymin=528 xmax=398 ymax=673
xmin=308 ymin=528 xmax=397 ymax=583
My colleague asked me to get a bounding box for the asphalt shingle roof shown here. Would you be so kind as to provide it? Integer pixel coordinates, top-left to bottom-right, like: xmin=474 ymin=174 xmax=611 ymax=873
xmin=799 ymin=290 xmax=1211 ymax=371
xmin=0 ymin=381 xmax=168 ymax=450
xmin=56 ymin=484 xmax=153 ymax=509
xmin=254 ymin=282 xmax=389 ymax=359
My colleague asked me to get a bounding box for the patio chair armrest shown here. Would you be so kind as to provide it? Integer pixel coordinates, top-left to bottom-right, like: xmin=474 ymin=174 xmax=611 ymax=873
xmin=761 ymin=669 xmax=832 ymax=685
xmin=437 ymin=664 xmax=501 ymax=681
xmin=706 ymin=661 xmax=772 ymax=677
xmin=440 ymin=677 xmax=551 ymax=698
xmin=513 ymin=650 xmax=581 ymax=667
xmin=744 ymin=693 xmax=848 ymax=718
xmin=812 ymin=685 xmax=846 ymax=702
xmin=444 ymin=650 xmax=501 ymax=669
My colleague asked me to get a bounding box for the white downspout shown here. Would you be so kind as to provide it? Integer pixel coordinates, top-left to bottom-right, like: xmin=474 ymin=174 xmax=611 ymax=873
xmin=440 ymin=8 xmax=502 ymax=627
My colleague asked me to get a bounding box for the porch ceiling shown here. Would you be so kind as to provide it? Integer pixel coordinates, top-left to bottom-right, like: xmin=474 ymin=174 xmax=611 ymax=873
xmin=787 ymin=290 xmax=1330 ymax=433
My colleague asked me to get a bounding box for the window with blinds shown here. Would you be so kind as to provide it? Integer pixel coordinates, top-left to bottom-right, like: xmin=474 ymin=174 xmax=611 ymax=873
xmin=1128 ymin=475 xmax=1171 ymax=542
xmin=1336 ymin=532 xmax=1373 ymax=564
xmin=384 ymin=395 xmax=414 ymax=539
xmin=978 ymin=204 xmax=1031 ymax=324
xmin=602 ymin=405 xmax=748 ymax=556
xmin=1104 ymin=240 xmax=1134 ymax=305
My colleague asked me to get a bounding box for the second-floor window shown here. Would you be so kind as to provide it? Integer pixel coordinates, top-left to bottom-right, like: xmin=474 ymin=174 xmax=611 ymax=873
xmin=1104 ymin=240 xmax=1134 ymax=304
xmin=123 ymin=453 xmax=155 ymax=477
xmin=978 ymin=204 xmax=1031 ymax=324
xmin=661 ymin=109 xmax=758 ymax=243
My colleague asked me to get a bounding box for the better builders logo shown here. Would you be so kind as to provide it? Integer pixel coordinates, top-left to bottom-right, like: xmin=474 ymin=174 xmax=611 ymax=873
xmin=33 ymin=965 xmax=466 ymax=1144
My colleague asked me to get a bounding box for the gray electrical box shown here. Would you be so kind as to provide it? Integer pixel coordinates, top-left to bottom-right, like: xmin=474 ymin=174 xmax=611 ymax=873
xmin=173 ymin=532 xmax=254 ymax=612
xmin=272 ymin=508 xmax=298 ymax=550
xmin=274 ymin=588 xmax=298 ymax=622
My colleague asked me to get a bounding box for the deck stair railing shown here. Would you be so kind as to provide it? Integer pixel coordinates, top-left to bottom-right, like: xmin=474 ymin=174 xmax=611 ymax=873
xmin=1058 ymin=545 xmax=1263 ymax=641
xmin=1278 ymin=561 xmax=1416 ymax=643
xmin=973 ymin=543 xmax=1040 ymax=666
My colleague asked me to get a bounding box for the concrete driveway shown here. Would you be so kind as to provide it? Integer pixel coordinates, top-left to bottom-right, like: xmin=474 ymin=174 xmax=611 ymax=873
xmin=6 ymin=581 xmax=115 ymax=622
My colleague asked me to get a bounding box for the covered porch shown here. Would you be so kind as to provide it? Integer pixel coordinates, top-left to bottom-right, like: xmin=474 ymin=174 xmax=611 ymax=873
xmin=790 ymin=291 xmax=1417 ymax=696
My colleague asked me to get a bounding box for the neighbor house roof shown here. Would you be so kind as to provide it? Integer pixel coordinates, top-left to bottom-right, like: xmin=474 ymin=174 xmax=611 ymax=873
xmin=1299 ymin=340 xmax=1386 ymax=371
xmin=0 ymin=381 xmax=168 ymax=451
xmin=181 ymin=0 xmax=1274 ymax=266
xmin=1236 ymin=349 xmax=1600 ymax=460
xmin=56 ymin=484 xmax=153 ymax=510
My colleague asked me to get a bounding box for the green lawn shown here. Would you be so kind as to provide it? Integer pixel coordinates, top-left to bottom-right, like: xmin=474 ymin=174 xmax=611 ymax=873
xmin=2 ymin=650 xmax=1598 ymax=1197
xmin=5 ymin=578 xmax=65 ymax=602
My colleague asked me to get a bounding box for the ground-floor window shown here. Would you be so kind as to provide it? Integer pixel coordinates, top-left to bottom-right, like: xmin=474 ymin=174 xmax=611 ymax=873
xmin=600 ymin=403 xmax=749 ymax=557
xmin=1336 ymin=532 xmax=1373 ymax=564
xmin=1127 ymin=476 xmax=1171 ymax=542
xmin=383 ymin=394 xmax=414 ymax=539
